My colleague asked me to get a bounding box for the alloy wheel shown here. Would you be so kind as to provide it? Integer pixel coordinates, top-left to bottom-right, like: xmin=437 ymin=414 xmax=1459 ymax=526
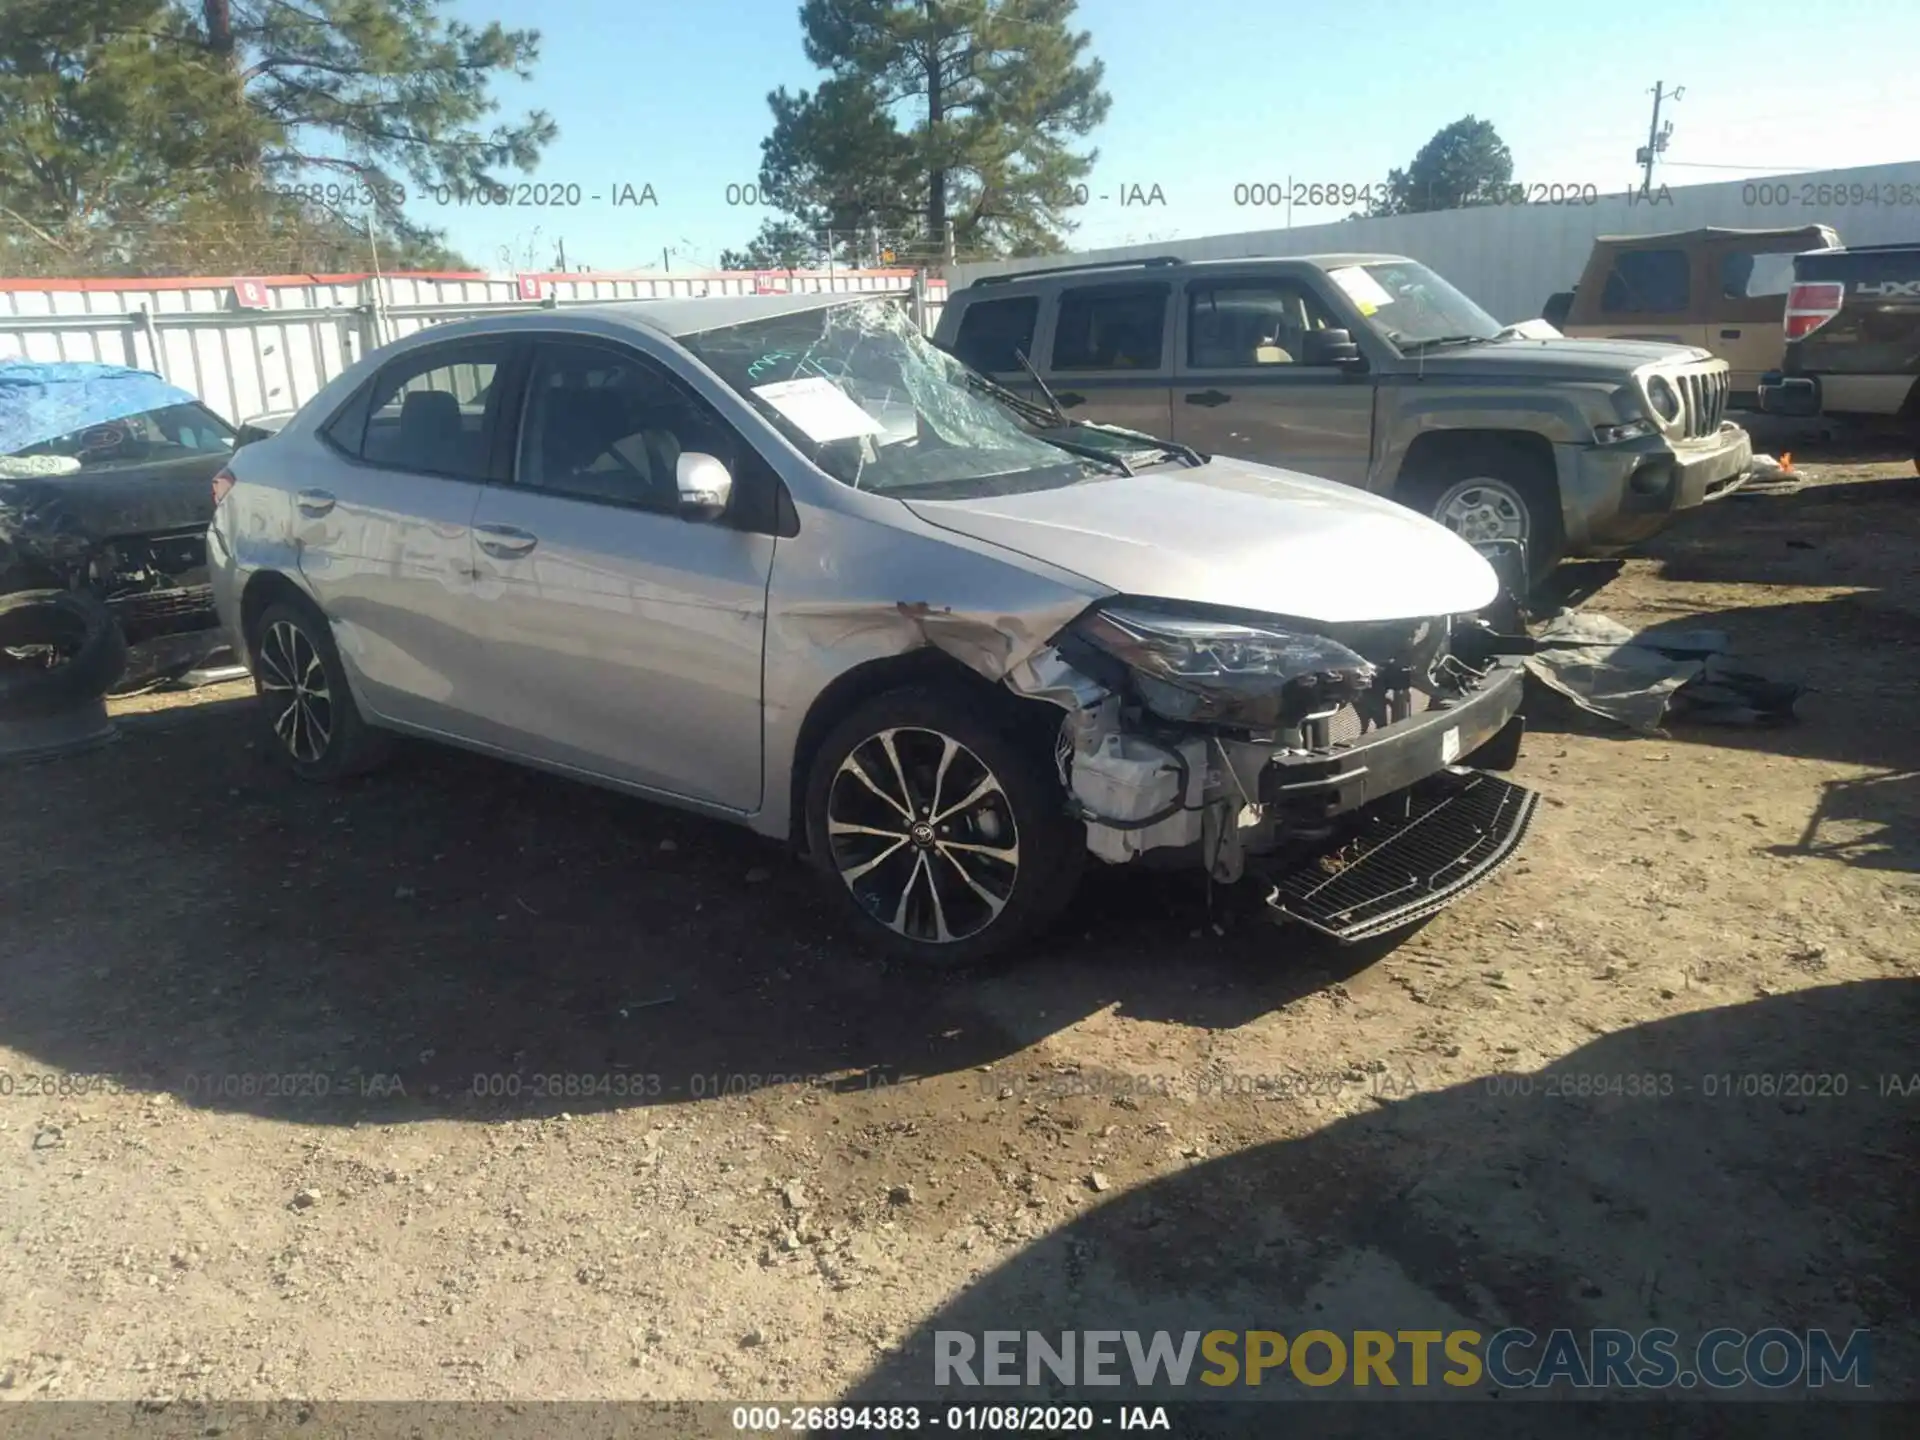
xmin=1434 ymin=478 xmax=1530 ymax=546
xmin=825 ymin=726 xmax=1021 ymax=945
xmin=257 ymin=619 xmax=334 ymax=765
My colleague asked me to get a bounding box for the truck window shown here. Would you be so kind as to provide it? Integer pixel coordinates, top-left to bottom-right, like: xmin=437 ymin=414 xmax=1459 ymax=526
xmin=1600 ymin=249 xmax=1690 ymax=314
xmin=1721 ymin=251 xmax=1796 ymax=300
xmin=949 ymin=297 xmax=1039 ymax=374
xmin=1187 ymin=282 xmax=1339 ymax=367
xmin=1051 ymin=285 xmax=1169 ymax=371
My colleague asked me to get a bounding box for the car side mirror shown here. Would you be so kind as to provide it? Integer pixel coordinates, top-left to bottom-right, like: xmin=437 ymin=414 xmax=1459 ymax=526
xmin=1302 ymin=328 xmax=1365 ymax=368
xmin=676 ymin=452 xmax=733 ymax=521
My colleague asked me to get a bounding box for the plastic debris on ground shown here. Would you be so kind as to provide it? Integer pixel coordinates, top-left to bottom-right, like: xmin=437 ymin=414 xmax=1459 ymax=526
xmin=1521 ymin=610 xmax=1801 ymax=734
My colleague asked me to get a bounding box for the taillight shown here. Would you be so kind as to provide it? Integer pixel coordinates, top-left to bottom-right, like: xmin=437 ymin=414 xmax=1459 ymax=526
xmin=211 ymin=468 xmax=236 ymax=505
xmin=1783 ymin=282 xmax=1843 ymax=340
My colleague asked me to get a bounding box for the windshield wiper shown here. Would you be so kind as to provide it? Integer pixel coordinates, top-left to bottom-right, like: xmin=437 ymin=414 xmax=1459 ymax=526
xmin=1003 ymin=350 xmax=1202 ymax=468
xmin=957 ymin=368 xmax=1133 ymax=476
xmin=1396 ymin=333 xmax=1492 ymax=355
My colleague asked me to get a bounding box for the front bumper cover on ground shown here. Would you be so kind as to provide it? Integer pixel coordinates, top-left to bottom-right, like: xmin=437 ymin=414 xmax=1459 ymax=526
xmin=1251 ymin=660 xmax=1536 ymax=943
xmin=1265 ymin=767 xmax=1540 ymax=942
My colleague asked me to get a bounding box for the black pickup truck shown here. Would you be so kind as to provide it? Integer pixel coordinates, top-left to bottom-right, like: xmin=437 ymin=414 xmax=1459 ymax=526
xmin=1758 ymin=242 xmax=1920 ymax=462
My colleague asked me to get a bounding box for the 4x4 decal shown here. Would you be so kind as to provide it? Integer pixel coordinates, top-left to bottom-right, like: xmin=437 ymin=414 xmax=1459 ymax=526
xmin=1855 ymin=280 xmax=1920 ymax=298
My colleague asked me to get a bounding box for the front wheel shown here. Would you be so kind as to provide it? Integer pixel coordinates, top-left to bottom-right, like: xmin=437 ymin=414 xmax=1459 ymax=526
xmin=251 ymin=599 xmax=392 ymax=781
xmin=804 ymin=685 xmax=1084 ymax=967
xmin=1404 ymin=450 xmax=1565 ymax=585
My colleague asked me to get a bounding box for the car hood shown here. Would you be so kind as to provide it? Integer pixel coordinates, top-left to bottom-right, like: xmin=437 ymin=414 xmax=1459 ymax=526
xmin=1400 ymin=335 xmax=1715 ymax=381
xmin=0 ymin=451 xmax=222 ymax=566
xmin=903 ymin=455 xmax=1499 ymax=625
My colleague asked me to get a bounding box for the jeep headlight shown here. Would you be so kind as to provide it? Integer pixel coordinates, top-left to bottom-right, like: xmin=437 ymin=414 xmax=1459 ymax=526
xmin=1644 ymin=375 xmax=1682 ymax=425
xmin=1069 ymin=605 xmax=1377 ymax=729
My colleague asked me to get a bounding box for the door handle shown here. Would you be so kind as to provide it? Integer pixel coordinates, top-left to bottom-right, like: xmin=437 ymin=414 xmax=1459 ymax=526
xmin=1719 ymin=328 xmax=1741 ymax=339
xmin=1054 ymin=392 xmax=1086 ymax=408
xmin=1184 ymin=390 xmax=1232 ymax=407
xmin=475 ymin=524 xmax=539 ymax=559
xmin=294 ymin=489 xmax=336 ymax=517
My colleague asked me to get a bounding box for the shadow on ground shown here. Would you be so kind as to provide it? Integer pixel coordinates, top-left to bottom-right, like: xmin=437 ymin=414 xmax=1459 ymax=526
xmin=836 ymin=980 xmax=1918 ymax=1413
xmin=0 ymin=694 xmax=1391 ymax=1124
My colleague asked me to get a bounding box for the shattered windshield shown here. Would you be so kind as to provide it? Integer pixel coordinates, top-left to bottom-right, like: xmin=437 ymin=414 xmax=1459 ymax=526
xmin=13 ymin=401 xmax=236 ymax=470
xmin=682 ymin=299 xmax=1101 ymax=498
xmin=1332 ymin=260 xmax=1503 ymax=350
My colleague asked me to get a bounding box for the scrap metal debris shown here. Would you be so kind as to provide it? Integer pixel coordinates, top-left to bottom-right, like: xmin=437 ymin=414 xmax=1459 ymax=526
xmin=1522 ymin=611 xmax=1801 ymax=734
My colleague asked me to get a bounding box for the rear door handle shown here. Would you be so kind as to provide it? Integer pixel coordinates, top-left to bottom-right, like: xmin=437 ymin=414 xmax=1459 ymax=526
xmin=475 ymin=524 xmax=539 ymax=559
xmin=1719 ymin=328 xmax=1741 ymax=339
xmin=295 ymin=489 xmax=335 ymax=517
xmin=1054 ymin=392 xmax=1086 ymax=408
xmin=1184 ymin=390 xmax=1232 ymax=407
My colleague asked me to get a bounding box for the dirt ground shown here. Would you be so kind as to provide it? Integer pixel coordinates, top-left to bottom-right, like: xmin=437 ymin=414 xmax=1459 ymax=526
xmin=2 ymin=451 xmax=1916 ymax=1409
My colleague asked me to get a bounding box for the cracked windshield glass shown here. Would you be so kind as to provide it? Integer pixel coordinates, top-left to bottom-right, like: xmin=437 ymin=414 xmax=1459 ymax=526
xmin=684 ymin=301 xmax=1099 ymax=496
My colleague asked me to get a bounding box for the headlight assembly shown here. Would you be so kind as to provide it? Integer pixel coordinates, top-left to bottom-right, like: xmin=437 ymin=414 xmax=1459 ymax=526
xmin=1069 ymin=605 xmax=1377 ymax=729
xmin=1644 ymin=375 xmax=1682 ymax=425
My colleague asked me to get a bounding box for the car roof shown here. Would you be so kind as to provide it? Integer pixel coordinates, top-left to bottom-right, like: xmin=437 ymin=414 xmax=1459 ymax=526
xmin=1591 ymin=224 xmax=1834 ymax=245
xmin=956 ymin=253 xmax=1416 ymax=292
xmin=400 ymin=291 xmax=865 ymax=348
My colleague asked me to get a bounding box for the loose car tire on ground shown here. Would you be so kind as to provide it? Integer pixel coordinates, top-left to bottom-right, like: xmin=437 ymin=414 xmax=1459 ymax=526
xmin=0 ymin=589 xmax=128 ymax=720
xmin=251 ymin=599 xmax=393 ymax=782
xmin=804 ymin=684 xmax=1086 ymax=968
xmin=1403 ymin=449 xmax=1566 ymax=585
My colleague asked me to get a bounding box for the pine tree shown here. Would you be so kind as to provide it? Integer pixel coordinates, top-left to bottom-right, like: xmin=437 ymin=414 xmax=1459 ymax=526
xmin=732 ymin=0 xmax=1110 ymax=267
xmin=1365 ymin=115 xmax=1516 ymax=217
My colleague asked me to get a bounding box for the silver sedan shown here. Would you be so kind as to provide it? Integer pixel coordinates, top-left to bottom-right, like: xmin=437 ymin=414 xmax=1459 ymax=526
xmin=210 ymin=294 xmax=1535 ymax=964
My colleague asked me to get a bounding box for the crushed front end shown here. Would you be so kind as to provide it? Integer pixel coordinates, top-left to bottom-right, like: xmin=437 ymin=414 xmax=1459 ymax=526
xmin=1011 ymin=601 xmax=1538 ymax=942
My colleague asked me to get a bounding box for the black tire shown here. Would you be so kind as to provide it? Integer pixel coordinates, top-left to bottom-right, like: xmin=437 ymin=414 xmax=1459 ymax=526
xmin=1402 ymin=446 xmax=1566 ymax=586
xmin=251 ymin=599 xmax=393 ymax=781
xmin=0 ymin=589 xmax=128 ymax=720
xmin=804 ymin=684 xmax=1085 ymax=968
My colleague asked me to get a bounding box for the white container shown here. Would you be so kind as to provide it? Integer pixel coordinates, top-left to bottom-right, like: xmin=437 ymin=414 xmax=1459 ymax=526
xmin=1072 ymin=733 xmax=1207 ymax=863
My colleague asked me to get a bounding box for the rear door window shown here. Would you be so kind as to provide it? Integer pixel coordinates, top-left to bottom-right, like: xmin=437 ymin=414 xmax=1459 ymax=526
xmin=949 ymin=297 xmax=1039 ymax=374
xmin=1050 ymin=285 xmax=1169 ymax=371
xmin=354 ymin=342 xmax=512 ymax=480
xmin=1600 ymin=249 xmax=1691 ymax=314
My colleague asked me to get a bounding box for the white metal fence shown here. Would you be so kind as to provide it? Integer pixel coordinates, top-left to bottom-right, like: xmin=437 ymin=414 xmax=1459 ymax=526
xmin=952 ymin=161 xmax=1920 ymax=323
xmin=0 ymin=269 xmax=949 ymax=425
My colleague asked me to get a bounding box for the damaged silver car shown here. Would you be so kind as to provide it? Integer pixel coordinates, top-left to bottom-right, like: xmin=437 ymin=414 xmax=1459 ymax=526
xmin=209 ymin=294 xmax=1538 ymax=964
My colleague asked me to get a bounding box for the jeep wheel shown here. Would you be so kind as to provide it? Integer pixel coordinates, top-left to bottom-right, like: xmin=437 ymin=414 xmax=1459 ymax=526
xmin=1406 ymin=451 xmax=1565 ymax=586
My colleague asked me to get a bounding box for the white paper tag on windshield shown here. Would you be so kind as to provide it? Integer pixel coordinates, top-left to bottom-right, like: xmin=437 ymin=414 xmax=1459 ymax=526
xmin=750 ymin=376 xmax=885 ymax=442
xmin=1326 ymin=265 xmax=1395 ymax=314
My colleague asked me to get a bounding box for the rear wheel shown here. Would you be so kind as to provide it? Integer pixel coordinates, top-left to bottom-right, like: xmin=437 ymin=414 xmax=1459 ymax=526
xmin=1403 ymin=448 xmax=1565 ymax=585
xmin=251 ymin=599 xmax=392 ymax=781
xmin=804 ymin=685 xmax=1084 ymax=968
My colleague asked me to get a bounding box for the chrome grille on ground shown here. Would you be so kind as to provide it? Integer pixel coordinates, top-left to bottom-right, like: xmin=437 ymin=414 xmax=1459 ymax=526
xmin=1267 ymin=770 xmax=1540 ymax=943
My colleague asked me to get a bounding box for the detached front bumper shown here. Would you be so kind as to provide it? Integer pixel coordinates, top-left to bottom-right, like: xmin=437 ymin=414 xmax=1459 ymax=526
xmin=1258 ymin=658 xmax=1527 ymax=821
xmin=1558 ymin=422 xmax=1753 ymax=551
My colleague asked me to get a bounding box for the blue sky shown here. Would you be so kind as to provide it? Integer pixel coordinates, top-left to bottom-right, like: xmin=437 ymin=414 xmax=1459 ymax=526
xmin=420 ymin=0 xmax=1920 ymax=273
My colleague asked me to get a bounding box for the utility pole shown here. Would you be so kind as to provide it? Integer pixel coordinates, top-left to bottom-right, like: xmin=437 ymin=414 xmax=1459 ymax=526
xmin=556 ymin=236 xmax=567 ymax=272
xmin=1637 ymin=81 xmax=1683 ymax=197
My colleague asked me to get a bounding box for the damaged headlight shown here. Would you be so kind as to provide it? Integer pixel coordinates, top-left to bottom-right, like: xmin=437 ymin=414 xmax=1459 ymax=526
xmin=1069 ymin=605 xmax=1377 ymax=730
